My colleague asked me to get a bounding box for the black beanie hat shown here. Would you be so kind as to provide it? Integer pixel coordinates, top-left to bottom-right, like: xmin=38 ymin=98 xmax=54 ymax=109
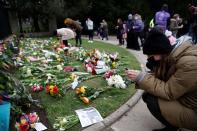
xmin=143 ymin=29 xmax=173 ymax=55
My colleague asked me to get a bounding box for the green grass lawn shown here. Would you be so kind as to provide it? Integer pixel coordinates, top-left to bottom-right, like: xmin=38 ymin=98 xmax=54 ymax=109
xmin=18 ymin=38 xmax=140 ymax=131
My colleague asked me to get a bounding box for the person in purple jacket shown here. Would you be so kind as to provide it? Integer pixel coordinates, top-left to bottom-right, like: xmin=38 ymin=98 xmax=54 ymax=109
xmin=130 ymin=14 xmax=144 ymax=50
xmin=155 ymin=4 xmax=170 ymax=33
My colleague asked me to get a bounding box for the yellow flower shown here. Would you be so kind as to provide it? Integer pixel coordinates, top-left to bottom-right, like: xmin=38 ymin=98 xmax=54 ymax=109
xmin=50 ymin=89 xmax=54 ymax=96
xmin=57 ymin=58 xmax=61 ymax=62
xmin=80 ymin=86 xmax=86 ymax=94
xmin=112 ymin=62 xmax=117 ymax=69
xmin=70 ymin=73 xmax=77 ymax=81
xmin=20 ymin=118 xmax=27 ymax=125
xmin=49 ymin=85 xmax=54 ymax=90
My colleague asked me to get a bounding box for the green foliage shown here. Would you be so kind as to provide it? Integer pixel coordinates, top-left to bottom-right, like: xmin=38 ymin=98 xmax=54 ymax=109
xmin=0 ymin=38 xmax=37 ymax=118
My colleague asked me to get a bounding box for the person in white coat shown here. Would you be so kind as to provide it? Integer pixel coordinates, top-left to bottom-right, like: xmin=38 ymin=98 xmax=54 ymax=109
xmin=54 ymin=28 xmax=75 ymax=47
xmin=86 ymin=18 xmax=94 ymax=43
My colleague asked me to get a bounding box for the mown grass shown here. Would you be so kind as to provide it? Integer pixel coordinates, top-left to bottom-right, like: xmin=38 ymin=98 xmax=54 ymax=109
xmin=21 ymin=38 xmax=140 ymax=131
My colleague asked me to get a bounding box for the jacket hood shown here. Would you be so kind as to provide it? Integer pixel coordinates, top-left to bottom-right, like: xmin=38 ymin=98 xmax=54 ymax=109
xmin=169 ymin=35 xmax=197 ymax=61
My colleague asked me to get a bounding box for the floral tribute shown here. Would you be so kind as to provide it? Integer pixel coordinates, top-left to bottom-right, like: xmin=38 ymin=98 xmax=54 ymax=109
xmin=46 ymin=84 xmax=60 ymax=96
xmin=103 ymin=70 xmax=128 ymax=89
xmin=109 ymin=52 xmax=119 ymax=69
xmin=53 ymin=115 xmax=79 ymax=131
xmin=73 ymin=48 xmax=121 ymax=75
xmin=75 ymin=86 xmax=104 ymax=104
xmin=31 ymin=84 xmax=43 ymax=92
xmin=15 ymin=112 xmax=39 ymax=131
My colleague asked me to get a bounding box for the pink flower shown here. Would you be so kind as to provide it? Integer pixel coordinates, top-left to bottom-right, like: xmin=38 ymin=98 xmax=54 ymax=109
xmin=64 ymin=66 xmax=75 ymax=72
xmin=104 ymin=70 xmax=114 ymax=79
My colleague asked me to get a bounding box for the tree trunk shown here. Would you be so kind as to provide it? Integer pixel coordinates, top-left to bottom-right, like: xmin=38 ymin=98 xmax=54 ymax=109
xmin=17 ymin=12 xmax=23 ymax=33
xmin=49 ymin=15 xmax=57 ymax=33
xmin=8 ymin=11 xmax=20 ymax=34
xmin=32 ymin=14 xmax=40 ymax=32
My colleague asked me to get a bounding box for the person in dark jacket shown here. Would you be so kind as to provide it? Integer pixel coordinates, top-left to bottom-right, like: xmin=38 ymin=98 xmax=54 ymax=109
xmin=116 ymin=18 xmax=124 ymax=45
xmin=64 ymin=18 xmax=83 ymax=47
xmin=126 ymin=14 xmax=134 ymax=49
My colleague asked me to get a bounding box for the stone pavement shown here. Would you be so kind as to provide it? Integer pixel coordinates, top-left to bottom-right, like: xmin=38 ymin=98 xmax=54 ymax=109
xmin=83 ymin=36 xmax=164 ymax=131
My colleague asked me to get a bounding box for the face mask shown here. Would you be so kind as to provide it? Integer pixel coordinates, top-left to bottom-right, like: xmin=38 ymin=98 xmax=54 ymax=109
xmin=146 ymin=56 xmax=160 ymax=70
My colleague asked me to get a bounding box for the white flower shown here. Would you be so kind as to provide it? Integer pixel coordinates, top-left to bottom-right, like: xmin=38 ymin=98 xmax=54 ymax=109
xmin=27 ymin=68 xmax=32 ymax=76
xmin=106 ymin=75 xmax=126 ymax=89
xmin=59 ymin=128 xmax=65 ymax=131
xmin=57 ymin=65 xmax=63 ymax=71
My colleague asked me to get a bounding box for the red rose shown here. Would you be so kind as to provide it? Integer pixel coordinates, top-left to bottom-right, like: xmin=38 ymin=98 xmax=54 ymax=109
xmin=52 ymin=86 xmax=59 ymax=95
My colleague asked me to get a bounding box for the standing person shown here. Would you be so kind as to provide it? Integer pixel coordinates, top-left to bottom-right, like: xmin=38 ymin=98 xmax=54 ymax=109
xmin=126 ymin=14 xmax=134 ymax=49
xmin=155 ymin=4 xmax=170 ymax=33
xmin=188 ymin=4 xmax=197 ymax=43
xmin=86 ymin=17 xmax=94 ymax=43
xmin=98 ymin=22 xmax=104 ymax=39
xmin=75 ymin=20 xmax=83 ymax=47
xmin=125 ymin=29 xmax=197 ymax=131
xmin=131 ymin=14 xmax=144 ymax=50
xmin=122 ymin=21 xmax=127 ymax=45
xmin=116 ymin=18 xmax=124 ymax=45
xmin=102 ymin=19 xmax=109 ymax=40
xmin=177 ymin=19 xmax=190 ymax=38
xmin=170 ymin=14 xmax=183 ymax=37
xmin=64 ymin=18 xmax=83 ymax=47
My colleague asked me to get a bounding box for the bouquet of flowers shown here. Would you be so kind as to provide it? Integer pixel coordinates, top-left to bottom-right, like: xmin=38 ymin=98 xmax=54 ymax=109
xmin=75 ymin=86 xmax=104 ymax=104
xmin=31 ymin=84 xmax=43 ymax=92
xmin=46 ymin=84 xmax=60 ymax=96
xmin=15 ymin=112 xmax=39 ymax=131
xmin=109 ymin=52 xmax=119 ymax=69
xmin=53 ymin=115 xmax=79 ymax=131
xmin=106 ymin=75 xmax=126 ymax=89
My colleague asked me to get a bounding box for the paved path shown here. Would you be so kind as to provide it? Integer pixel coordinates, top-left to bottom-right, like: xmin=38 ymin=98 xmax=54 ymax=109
xmin=94 ymin=36 xmax=164 ymax=131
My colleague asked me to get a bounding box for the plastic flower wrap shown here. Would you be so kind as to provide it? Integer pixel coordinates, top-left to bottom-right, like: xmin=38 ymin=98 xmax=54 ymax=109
xmin=53 ymin=115 xmax=79 ymax=131
xmin=109 ymin=52 xmax=119 ymax=61
xmin=94 ymin=49 xmax=102 ymax=60
xmin=15 ymin=112 xmax=39 ymax=131
xmin=106 ymin=75 xmax=126 ymax=89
